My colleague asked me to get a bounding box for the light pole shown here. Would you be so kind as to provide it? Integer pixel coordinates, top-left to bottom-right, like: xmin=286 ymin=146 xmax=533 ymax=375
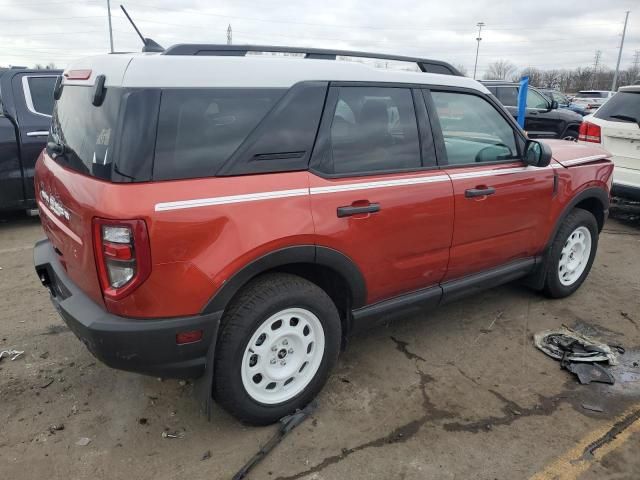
xmin=611 ymin=11 xmax=630 ymax=92
xmin=473 ymin=22 xmax=485 ymax=80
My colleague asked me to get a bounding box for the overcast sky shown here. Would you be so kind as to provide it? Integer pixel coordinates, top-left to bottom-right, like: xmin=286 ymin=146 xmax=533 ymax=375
xmin=1 ymin=0 xmax=638 ymax=77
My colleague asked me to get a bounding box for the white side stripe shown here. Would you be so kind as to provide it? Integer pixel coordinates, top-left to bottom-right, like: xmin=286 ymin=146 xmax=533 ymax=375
xmin=309 ymin=175 xmax=450 ymax=195
xmin=154 ymin=188 xmax=309 ymax=212
xmin=560 ymin=155 xmax=608 ymax=167
xmin=154 ymin=166 xmax=558 ymax=212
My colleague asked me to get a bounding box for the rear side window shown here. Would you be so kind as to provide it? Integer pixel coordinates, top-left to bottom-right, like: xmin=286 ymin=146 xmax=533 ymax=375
xmin=594 ymin=91 xmax=640 ymax=123
xmin=576 ymin=92 xmax=607 ymax=98
xmin=153 ymin=89 xmax=285 ymax=180
xmin=319 ymin=86 xmax=421 ymax=175
xmin=431 ymin=91 xmax=518 ymax=165
xmin=495 ymin=86 xmax=518 ymax=107
xmin=25 ymin=76 xmax=57 ymax=116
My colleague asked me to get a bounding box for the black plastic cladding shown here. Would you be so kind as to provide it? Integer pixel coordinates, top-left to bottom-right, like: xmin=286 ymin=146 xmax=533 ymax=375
xmin=162 ymin=44 xmax=462 ymax=76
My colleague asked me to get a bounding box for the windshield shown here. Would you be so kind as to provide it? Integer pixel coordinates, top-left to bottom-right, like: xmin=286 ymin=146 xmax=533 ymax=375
xmin=594 ymin=91 xmax=640 ymax=123
xmin=49 ymin=86 xmax=121 ymax=180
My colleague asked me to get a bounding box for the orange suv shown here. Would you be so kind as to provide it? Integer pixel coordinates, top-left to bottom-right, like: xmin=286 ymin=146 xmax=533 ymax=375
xmin=34 ymin=45 xmax=612 ymax=424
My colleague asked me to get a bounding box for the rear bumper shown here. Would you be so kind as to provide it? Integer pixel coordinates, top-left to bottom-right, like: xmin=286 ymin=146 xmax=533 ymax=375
xmin=612 ymin=166 xmax=640 ymax=201
xmin=33 ymin=239 xmax=221 ymax=379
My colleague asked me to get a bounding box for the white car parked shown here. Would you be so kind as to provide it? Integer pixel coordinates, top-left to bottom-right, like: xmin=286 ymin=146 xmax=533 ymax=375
xmin=572 ymin=90 xmax=615 ymax=115
xmin=579 ymin=86 xmax=640 ymax=200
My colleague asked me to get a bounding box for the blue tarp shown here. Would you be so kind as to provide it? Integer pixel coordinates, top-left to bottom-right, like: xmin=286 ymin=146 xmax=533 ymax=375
xmin=517 ymin=76 xmax=529 ymax=128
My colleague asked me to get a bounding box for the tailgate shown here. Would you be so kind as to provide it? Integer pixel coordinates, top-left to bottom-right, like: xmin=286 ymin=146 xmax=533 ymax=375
xmin=36 ymin=153 xmax=106 ymax=307
xmin=601 ymin=123 xmax=640 ymax=171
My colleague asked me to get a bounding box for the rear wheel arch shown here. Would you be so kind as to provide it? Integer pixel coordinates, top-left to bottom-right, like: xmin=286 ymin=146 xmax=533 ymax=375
xmin=201 ymin=246 xmax=367 ymax=324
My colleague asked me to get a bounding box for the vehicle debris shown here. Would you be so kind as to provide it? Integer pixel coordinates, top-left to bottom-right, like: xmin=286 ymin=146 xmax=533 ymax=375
xmin=534 ymin=327 xmax=622 ymax=385
xmin=161 ymin=430 xmax=184 ymax=439
xmin=565 ymin=362 xmax=615 ymax=385
xmin=232 ymin=401 xmax=317 ymax=480
xmin=581 ymin=403 xmax=605 ymax=413
xmin=75 ymin=437 xmax=91 ymax=446
xmin=0 ymin=349 xmax=24 ymax=361
xmin=48 ymin=424 xmax=65 ymax=434
xmin=534 ymin=327 xmax=619 ymax=365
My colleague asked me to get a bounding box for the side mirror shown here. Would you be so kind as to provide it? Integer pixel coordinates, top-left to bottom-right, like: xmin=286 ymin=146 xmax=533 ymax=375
xmin=524 ymin=140 xmax=552 ymax=167
xmin=549 ymin=100 xmax=558 ymax=111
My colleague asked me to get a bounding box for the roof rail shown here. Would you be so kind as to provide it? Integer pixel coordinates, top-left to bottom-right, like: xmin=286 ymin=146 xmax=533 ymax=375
xmin=162 ymin=44 xmax=462 ymax=76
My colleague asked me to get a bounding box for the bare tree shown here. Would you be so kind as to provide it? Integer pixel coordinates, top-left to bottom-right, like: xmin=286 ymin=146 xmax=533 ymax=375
xmin=483 ymin=60 xmax=517 ymax=80
xmin=454 ymin=63 xmax=468 ymax=77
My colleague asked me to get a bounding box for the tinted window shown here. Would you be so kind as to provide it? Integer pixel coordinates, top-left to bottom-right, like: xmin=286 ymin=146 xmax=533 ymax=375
xmin=322 ymin=87 xmax=421 ymax=175
xmin=154 ymin=88 xmax=284 ymax=180
xmin=27 ymin=76 xmax=57 ymax=115
xmin=576 ymin=91 xmax=609 ymax=98
xmin=526 ymin=89 xmax=549 ymax=109
xmin=49 ymin=86 xmax=121 ymax=180
xmin=594 ymin=91 xmax=640 ymax=122
xmin=552 ymin=92 xmax=569 ymax=104
xmin=432 ymin=91 xmax=518 ymax=165
xmin=496 ymin=86 xmax=518 ymax=106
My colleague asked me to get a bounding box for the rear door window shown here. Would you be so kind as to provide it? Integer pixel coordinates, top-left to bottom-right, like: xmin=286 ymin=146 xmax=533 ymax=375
xmin=431 ymin=91 xmax=519 ymax=165
xmin=495 ymin=86 xmax=518 ymax=107
xmin=318 ymin=86 xmax=421 ymax=175
xmin=25 ymin=76 xmax=58 ymax=116
xmin=594 ymin=91 xmax=640 ymax=123
xmin=153 ymin=88 xmax=285 ymax=180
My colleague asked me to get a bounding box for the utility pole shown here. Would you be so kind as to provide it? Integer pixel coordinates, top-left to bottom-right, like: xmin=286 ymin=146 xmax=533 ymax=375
xmin=611 ymin=11 xmax=630 ymax=92
xmin=473 ymin=22 xmax=485 ymax=80
xmin=591 ymin=50 xmax=601 ymax=89
xmin=107 ymin=0 xmax=114 ymax=53
xmin=227 ymin=24 xmax=232 ymax=45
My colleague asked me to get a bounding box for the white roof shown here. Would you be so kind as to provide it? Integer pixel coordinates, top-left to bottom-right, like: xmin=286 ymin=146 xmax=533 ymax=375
xmin=63 ymin=52 xmax=489 ymax=93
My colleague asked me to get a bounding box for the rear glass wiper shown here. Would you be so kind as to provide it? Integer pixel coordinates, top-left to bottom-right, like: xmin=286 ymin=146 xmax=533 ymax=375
xmin=608 ymin=114 xmax=640 ymax=127
xmin=46 ymin=138 xmax=66 ymax=158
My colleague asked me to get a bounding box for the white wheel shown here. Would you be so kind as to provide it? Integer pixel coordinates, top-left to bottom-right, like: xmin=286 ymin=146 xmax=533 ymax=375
xmin=241 ymin=307 xmax=325 ymax=405
xmin=558 ymin=226 xmax=592 ymax=286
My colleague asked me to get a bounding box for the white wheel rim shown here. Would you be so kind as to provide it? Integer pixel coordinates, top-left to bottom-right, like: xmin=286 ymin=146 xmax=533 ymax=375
xmin=558 ymin=226 xmax=592 ymax=286
xmin=241 ymin=308 xmax=325 ymax=405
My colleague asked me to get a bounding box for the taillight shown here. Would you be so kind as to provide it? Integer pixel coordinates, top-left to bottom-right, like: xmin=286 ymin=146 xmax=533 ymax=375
xmin=578 ymin=122 xmax=601 ymax=143
xmin=92 ymin=218 xmax=151 ymax=300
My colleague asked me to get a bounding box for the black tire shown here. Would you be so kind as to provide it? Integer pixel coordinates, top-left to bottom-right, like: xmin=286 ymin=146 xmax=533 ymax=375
xmin=543 ymin=208 xmax=598 ymax=298
xmin=563 ymin=128 xmax=579 ymax=141
xmin=213 ymin=272 xmax=341 ymax=425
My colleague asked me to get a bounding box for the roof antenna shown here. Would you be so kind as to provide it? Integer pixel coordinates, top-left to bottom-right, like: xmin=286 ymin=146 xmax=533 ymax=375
xmin=120 ymin=5 xmax=164 ymax=53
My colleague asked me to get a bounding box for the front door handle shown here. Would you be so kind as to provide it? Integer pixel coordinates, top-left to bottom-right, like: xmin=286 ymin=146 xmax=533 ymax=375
xmin=27 ymin=131 xmax=49 ymax=137
xmin=465 ymin=187 xmax=496 ymax=198
xmin=337 ymin=203 xmax=380 ymax=218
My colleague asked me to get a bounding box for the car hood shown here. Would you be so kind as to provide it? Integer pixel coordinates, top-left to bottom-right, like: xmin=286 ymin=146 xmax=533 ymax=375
xmin=542 ymin=139 xmax=610 ymax=167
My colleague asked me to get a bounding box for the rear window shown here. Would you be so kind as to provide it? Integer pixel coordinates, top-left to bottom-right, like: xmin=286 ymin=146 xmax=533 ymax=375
xmin=594 ymin=91 xmax=640 ymax=123
xmin=153 ymin=89 xmax=285 ymax=180
xmin=49 ymin=86 xmax=122 ymax=180
xmin=25 ymin=76 xmax=57 ymax=116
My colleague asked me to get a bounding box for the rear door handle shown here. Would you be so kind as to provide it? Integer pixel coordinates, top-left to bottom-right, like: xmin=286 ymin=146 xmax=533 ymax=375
xmin=27 ymin=131 xmax=49 ymax=137
xmin=337 ymin=203 xmax=380 ymax=218
xmin=465 ymin=187 xmax=496 ymax=198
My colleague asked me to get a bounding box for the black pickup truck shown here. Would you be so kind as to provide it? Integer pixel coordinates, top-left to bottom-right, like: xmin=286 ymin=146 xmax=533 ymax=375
xmin=0 ymin=68 xmax=61 ymax=212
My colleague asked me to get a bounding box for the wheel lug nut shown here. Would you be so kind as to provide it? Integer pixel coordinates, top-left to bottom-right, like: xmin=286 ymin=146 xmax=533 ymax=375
xmin=270 ymin=358 xmax=276 ymax=365
xmin=288 ymin=348 xmax=293 ymax=354
xmin=282 ymin=339 xmax=288 ymax=346
xmin=280 ymin=360 xmax=286 ymax=366
xmin=271 ymin=346 xmax=277 ymax=352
